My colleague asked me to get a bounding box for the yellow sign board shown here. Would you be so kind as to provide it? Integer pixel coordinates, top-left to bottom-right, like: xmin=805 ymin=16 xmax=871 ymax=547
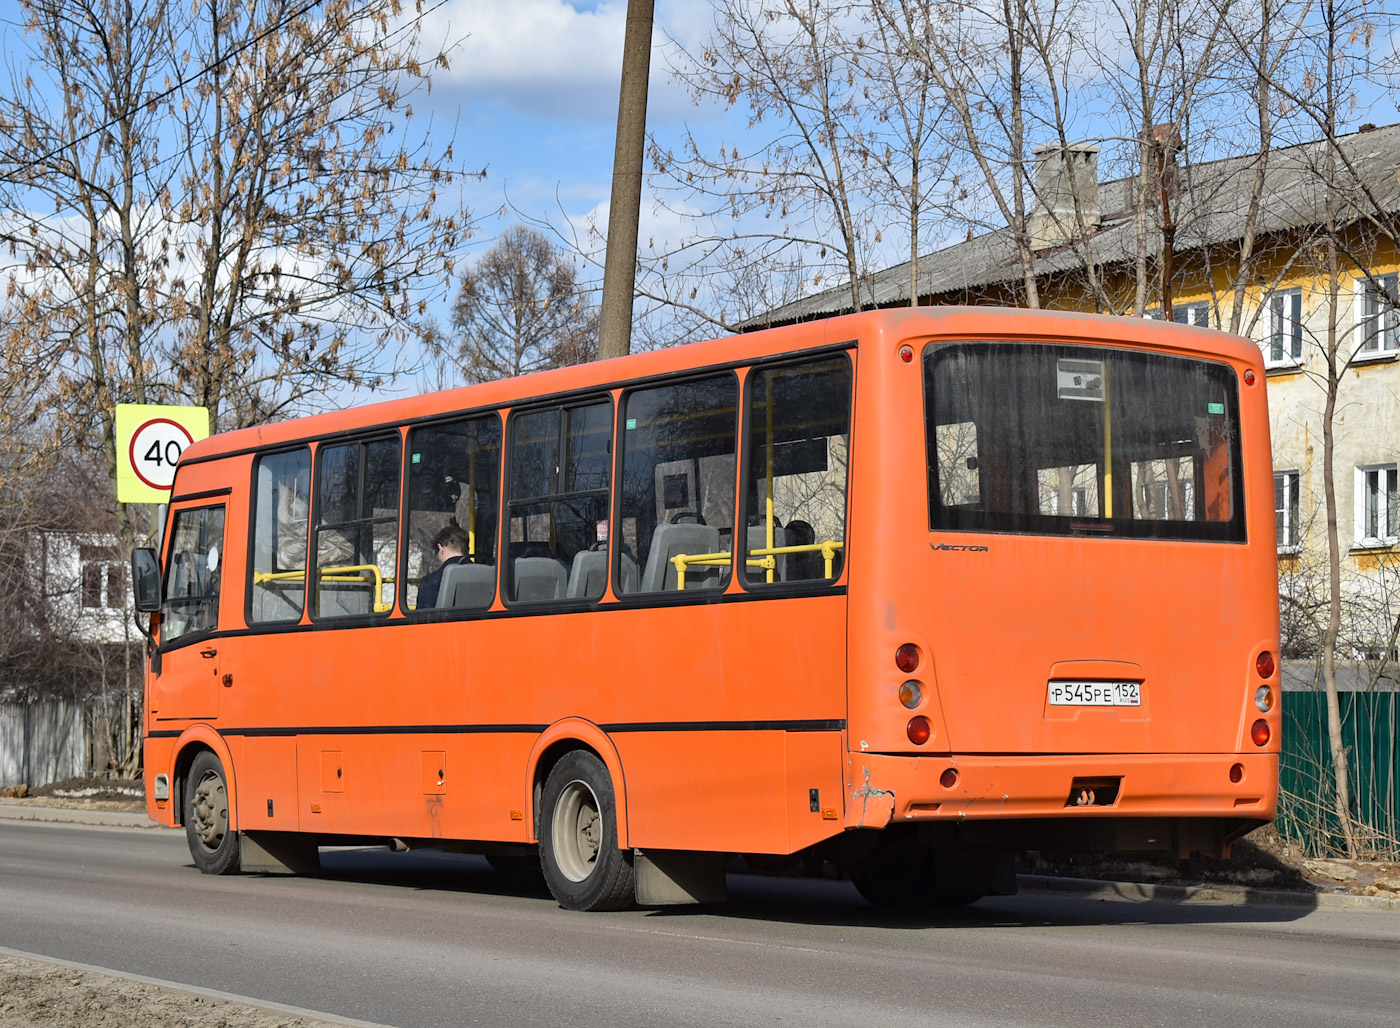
xmin=115 ymin=404 xmax=211 ymax=503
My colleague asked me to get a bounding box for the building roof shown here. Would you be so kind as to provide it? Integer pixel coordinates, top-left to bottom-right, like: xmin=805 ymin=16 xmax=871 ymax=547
xmin=756 ymin=123 xmax=1400 ymax=326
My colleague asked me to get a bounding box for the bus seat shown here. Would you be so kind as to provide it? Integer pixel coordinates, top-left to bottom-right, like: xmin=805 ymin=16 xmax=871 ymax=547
xmin=746 ymin=523 xmax=787 ymax=582
xmin=567 ymin=547 xmax=642 ymax=598
xmin=640 ymin=522 xmax=723 ymax=592
xmin=511 ymin=556 xmax=567 ymax=602
xmin=438 ymin=561 xmax=495 ymax=610
xmin=566 ymin=547 xmax=607 ymax=599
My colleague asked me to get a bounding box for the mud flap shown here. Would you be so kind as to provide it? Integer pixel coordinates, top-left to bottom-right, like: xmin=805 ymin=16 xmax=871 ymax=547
xmin=634 ymin=849 xmax=727 ymax=906
xmin=240 ymin=831 xmax=321 ymax=875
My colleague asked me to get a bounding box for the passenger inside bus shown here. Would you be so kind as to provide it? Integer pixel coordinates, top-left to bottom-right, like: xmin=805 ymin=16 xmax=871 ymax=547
xmin=417 ymin=524 xmax=469 ymax=608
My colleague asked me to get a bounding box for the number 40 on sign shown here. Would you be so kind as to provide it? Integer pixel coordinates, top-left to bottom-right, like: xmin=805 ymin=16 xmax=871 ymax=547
xmin=115 ymin=404 xmax=210 ymax=503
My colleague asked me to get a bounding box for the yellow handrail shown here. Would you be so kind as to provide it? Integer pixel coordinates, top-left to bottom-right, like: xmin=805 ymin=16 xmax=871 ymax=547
xmin=670 ymin=540 xmax=844 ymax=589
xmin=256 ymin=564 xmax=393 ymax=613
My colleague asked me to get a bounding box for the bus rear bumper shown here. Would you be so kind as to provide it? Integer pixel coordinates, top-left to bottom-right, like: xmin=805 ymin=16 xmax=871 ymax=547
xmin=847 ymin=751 xmax=1278 ymax=829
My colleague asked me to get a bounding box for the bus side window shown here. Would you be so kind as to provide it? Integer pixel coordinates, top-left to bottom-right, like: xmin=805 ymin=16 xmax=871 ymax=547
xmin=505 ymin=400 xmax=612 ymax=604
xmin=404 ymin=414 xmax=502 ymax=612
xmin=249 ymin=448 xmax=311 ymax=624
xmin=617 ymin=374 xmax=738 ymax=595
xmin=742 ymin=355 xmax=852 ymax=586
xmin=313 ymin=436 xmax=400 ymax=617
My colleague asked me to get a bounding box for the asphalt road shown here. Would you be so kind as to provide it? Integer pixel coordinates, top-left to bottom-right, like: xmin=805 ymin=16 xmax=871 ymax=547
xmin=1 ymin=819 xmax=1397 ymax=1028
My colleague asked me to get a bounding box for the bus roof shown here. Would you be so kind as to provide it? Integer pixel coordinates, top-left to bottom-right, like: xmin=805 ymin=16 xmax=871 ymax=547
xmin=178 ymin=307 xmax=1261 ymax=466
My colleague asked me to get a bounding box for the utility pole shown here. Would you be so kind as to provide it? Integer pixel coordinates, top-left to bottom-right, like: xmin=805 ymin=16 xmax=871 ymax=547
xmin=597 ymin=0 xmax=655 ymax=361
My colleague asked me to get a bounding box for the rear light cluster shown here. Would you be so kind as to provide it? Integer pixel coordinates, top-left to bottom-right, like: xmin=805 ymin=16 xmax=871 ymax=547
xmin=896 ymin=644 xmax=928 ymax=744
xmin=1252 ymin=649 xmax=1276 ymax=747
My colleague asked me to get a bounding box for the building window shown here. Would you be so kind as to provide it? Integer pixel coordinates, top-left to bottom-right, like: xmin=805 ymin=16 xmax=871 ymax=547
xmin=79 ymin=545 xmax=125 ymax=609
xmin=1355 ymin=272 xmax=1399 ymax=359
xmin=1355 ymin=464 xmax=1399 ymax=547
xmin=1275 ymin=471 xmax=1300 ymax=551
xmin=1265 ymin=289 xmax=1303 ymax=367
xmin=1172 ymin=302 xmax=1212 ymax=327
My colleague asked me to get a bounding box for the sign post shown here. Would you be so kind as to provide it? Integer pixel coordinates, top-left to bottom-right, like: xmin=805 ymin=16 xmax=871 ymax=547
xmin=115 ymin=404 xmax=210 ymax=503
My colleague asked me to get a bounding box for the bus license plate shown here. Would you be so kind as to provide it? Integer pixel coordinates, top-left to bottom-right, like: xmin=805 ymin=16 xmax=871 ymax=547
xmin=1048 ymin=680 xmax=1141 ymax=707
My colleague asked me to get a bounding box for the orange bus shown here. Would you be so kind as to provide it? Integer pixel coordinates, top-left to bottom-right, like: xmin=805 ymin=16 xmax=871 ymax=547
xmin=131 ymin=307 xmax=1281 ymax=911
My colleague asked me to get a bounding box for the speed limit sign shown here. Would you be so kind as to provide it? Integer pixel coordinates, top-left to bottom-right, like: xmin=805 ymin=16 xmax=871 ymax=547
xmin=115 ymin=404 xmax=210 ymax=502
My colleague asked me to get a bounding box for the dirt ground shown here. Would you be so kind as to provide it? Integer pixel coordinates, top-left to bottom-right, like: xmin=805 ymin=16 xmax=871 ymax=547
xmin=3 ymin=776 xmax=1397 ymax=1027
xmin=0 ymin=955 xmax=352 ymax=1028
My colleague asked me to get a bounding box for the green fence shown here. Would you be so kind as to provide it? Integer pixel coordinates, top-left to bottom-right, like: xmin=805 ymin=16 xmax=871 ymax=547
xmin=1278 ymin=691 xmax=1399 ymax=856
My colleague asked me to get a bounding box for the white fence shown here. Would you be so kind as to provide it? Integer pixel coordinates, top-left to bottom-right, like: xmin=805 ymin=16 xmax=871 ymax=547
xmin=0 ymin=701 xmax=88 ymax=786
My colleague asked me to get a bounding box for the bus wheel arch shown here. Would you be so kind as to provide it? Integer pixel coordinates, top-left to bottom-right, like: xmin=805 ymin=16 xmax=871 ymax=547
xmin=170 ymin=727 xmax=237 ymax=834
xmin=526 ymin=720 xmax=629 ymax=849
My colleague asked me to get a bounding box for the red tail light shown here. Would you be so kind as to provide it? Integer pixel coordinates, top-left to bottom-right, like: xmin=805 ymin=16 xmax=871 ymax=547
xmin=1251 ymin=719 xmax=1271 ymax=746
xmin=1256 ymin=651 xmax=1276 ymax=678
xmin=907 ymin=716 xmax=930 ymax=745
xmin=1229 ymin=763 xmax=1244 ymax=784
xmin=895 ymin=644 xmax=920 ymax=673
xmin=939 ymin=767 xmax=958 ymax=788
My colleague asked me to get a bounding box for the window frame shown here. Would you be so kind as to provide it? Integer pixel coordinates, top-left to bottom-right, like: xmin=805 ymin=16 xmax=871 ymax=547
xmin=1354 ymin=463 xmax=1399 ymax=549
xmin=614 ymin=370 xmax=742 ymax=602
xmin=400 ymin=410 xmax=504 ymax=616
xmin=1263 ymin=288 xmax=1304 ymax=369
xmin=309 ymin=432 xmax=403 ymax=621
xmin=1274 ymin=469 xmax=1300 ymax=553
xmin=502 ymin=394 xmax=615 ymax=608
xmin=1354 ymin=272 xmax=1400 ymax=363
xmin=246 ymin=445 xmax=312 ymax=627
xmin=737 ymin=352 xmax=854 ymax=592
xmin=159 ymin=503 xmax=227 ymax=650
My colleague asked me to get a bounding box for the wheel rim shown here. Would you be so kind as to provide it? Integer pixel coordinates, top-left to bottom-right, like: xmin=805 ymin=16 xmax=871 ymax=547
xmin=192 ymin=769 xmax=228 ymax=851
xmin=551 ymin=778 xmax=602 ymax=883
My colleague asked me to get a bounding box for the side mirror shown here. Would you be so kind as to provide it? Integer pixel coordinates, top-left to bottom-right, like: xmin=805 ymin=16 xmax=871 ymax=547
xmin=131 ymin=548 xmax=162 ymax=613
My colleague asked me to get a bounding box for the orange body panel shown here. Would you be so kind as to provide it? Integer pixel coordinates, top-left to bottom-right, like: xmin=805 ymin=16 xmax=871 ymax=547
xmin=144 ymin=308 xmax=1280 ymax=856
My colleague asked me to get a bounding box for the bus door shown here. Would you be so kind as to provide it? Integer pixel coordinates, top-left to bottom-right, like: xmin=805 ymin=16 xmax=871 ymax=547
xmin=152 ymin=503 xmax=227 ymax=722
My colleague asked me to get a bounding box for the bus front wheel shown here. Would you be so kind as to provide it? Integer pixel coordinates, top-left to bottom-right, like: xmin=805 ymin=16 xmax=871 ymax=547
xmin=185 ymin=751 xmax=241 ymax=875
xmin=538 ymin=750 xmax=633 ymax=911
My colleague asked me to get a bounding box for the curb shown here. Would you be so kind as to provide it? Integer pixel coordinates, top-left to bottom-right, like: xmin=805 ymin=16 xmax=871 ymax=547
xmin=1018 ymin=873 xmax=1400 ymax=912
xmin=0 ymin=800 xmax=162 ymax=829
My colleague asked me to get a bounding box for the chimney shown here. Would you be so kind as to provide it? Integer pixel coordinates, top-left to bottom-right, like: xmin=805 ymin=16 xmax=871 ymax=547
xmin=1029 ymin=142 xmax=1101 ymax=250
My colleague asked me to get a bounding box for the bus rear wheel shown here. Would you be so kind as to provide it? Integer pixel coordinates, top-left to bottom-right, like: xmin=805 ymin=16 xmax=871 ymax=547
xmin=539 ymin=751 xmax=633 ymax=911
xmin=185 ymin=751 xmax=241 ymax=875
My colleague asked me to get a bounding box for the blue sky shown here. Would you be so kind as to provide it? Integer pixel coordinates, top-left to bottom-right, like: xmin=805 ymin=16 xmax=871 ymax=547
xmin=415 ymin=0 xmax=721 ymax=267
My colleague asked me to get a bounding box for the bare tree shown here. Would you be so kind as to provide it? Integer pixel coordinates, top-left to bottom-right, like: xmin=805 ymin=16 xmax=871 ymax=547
xmin=0 ymin=0 xmax=474 ymax=546
xmin=647 ymin=0 xmax=910 ymax=333
xmin=444 ymin=225 xmax=599 ymax=385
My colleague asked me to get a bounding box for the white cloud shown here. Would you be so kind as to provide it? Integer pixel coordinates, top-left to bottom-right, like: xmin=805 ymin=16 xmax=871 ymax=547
xmin=422 ymin=0 xmax=703 ymax=121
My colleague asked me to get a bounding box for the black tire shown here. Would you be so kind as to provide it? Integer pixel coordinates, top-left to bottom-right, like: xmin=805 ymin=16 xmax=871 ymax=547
xmin=185 ymin=751 xmax=241 ymax=875
xmin=851 ymin=849 xmax=982 ymax=910
xmin=538 ymin=750 xmax=633 ymax=911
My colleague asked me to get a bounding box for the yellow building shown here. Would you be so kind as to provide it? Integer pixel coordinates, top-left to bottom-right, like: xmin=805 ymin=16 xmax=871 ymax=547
xmin=758 ymin=124 xmax=1400 ymax=656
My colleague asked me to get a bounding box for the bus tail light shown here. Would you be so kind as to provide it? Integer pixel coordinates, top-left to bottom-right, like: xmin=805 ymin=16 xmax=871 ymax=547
xmin=1251 ymin=719 xmax=1271 ymax=746
xmin=898 ymin=680 xmax=923 ymax=708
xmin=907 ymin=716 xmax=930 ymax=745
xmin=1229 ymin=763 xmax=1244 ymax=784
xmin=895 ymin=644 xmax=920 ymax=673
xmin=1256 ymin=651 xmax=1276 ymax=679
xmin=939 ymin=767 xmax=958 ymax=788
xmin=1255 ymin=685 xmax=1274 ymax=712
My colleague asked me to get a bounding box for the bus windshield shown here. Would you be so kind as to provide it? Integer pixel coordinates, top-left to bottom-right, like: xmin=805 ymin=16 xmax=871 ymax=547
xmin=925 ymin=341 xmax=1245 ymax=541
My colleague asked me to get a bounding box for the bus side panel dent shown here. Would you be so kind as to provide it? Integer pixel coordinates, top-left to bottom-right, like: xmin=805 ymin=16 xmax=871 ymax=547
xmin=525 ymin=719 xmax=631 ymax=848
xmin=849 ymin=760 xmax=897 ymax=827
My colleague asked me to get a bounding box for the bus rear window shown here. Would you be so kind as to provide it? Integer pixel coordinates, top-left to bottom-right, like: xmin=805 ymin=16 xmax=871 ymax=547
xmin=925 ymin=342 xmax=1245 ymax=541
